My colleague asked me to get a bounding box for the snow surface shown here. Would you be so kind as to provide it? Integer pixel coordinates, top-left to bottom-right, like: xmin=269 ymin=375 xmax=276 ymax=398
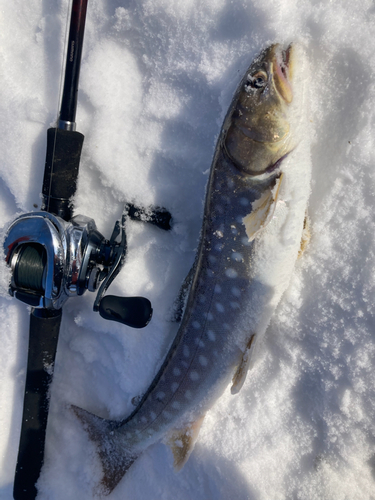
xmin=1 ymin=1 xmax=375 ymax=499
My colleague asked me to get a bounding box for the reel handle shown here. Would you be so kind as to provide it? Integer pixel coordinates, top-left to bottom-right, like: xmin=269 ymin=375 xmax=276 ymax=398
xmin=127 ymin=204 xmax=172 ymax=231
xmin=98 ymin=295 xmax=153 ymax=328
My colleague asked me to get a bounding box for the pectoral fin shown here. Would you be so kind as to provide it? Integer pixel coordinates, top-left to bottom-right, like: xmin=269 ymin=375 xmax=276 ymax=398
xmin=167 ymin=414 xmax=206 ymax=470
xmin=231 ymin=334 xmax=256 ymax=395
xmin=243 ymin=173 xmax=284 ymax=242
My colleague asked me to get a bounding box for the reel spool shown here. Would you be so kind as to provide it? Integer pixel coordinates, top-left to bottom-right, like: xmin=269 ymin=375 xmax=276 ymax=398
xmin=13 ymin=244 xmax=47 ymax=294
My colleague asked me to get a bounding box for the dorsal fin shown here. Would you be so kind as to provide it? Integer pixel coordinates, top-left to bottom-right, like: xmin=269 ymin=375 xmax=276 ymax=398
xmin=298 ymin=212 xmax=311 ymax=259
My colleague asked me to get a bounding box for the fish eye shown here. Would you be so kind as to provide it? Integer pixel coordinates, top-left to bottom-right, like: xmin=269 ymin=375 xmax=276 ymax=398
xmin=246 ymin=70 xmax=268 ymax=89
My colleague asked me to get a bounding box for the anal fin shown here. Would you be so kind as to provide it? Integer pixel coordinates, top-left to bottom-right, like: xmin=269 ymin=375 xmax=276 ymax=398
xmin=231 ymin=334 xmax=256 ymax=395
xmin=167 ymin=414 xmax=206 ymax=471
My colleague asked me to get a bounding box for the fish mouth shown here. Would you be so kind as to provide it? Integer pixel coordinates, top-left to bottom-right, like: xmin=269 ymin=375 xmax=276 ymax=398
xmin=272 ymin=44 xmax=294 ymax=103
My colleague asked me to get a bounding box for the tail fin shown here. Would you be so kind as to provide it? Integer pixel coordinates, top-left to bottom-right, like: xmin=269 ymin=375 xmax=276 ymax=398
xmin=71 ymin=405 xmax=137 ymax=495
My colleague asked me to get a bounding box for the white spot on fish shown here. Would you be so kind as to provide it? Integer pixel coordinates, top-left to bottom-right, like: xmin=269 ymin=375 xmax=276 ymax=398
xmin=163 ymin=410 xmax=172 ymax=420
xmin=209 ymin=255 xmax=217 ymax=264
xmin=172 ymin=382 xmax=179 ymax=392
xmin=192 ymin=321 xmax=201 ymax=329
xmin=241 ymin=237 xmax=252 ymax=246
xmin=195 ymin=337 xmax=205 ymax=348
xmin=206 ymin=312 xmax=214 ymax=321
xmin=215 ymin=302 xmax=225 ymax=313
xmin=199 ymin=355 xmax=208 ymax=366
xmin=231 ymin=252 xmax=244 ymax=262
xmin=173 ymin=367 xmax=181 ymax=376
xmin=231 ymin=225 xmax=238 ymax=235
xmin=150 ymin=412 xmax=157 ymax=420
xmin=207 ymin=330 xmax=216 ymax=341
xmin=190 ymin=371 xmax=199 ymax=381
xmin=215 ymin=243 xmax=224 ymax=252
xmin=199 ymin=295 xmax=206 ymax=304
xmin=185 ymin=390 xmax=192 ymax=400
xmin=214 ymin=230 xmax=223 ymax=239
xmin=214 ymin=284 xmax=222 ymax=294
xmin=230 ymin=302 xmax=240 ymax=309
xmin=156 ymin=391 xmax=166 ymax=401
xmin=141 ymin=416 xmax=148 ymax=424
xmin=232 ymin=286 xmax=241 ymax=297
xmin=240 ymin=197 xmax=250 ymax=206
xmin=183 ymin=346 xmax=190 ymax=358
xmin=171 ymin=401 xmax=181 ymax=410
xmin=225 ymin=268 xmax=238 ymax=278
xmin=206 ymin=269 xmax=215 ymax=278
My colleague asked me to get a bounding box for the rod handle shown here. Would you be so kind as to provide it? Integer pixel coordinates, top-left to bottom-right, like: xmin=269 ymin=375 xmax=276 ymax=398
xmin=42 ymin=127 xmax=84 ymax=221
xmin=13 ymin=309 xmax=62 ymax=500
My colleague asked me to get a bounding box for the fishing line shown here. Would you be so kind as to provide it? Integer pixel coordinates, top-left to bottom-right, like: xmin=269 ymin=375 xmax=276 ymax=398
xmin=46 ymin=0 xmax=73 ymax=213
xmin=14 ymin=244 xmax=47 ymax=292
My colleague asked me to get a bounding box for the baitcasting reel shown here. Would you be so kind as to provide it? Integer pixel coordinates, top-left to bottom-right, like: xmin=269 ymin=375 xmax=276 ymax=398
xmin=4 ymin=205 xmax=171 ymax=328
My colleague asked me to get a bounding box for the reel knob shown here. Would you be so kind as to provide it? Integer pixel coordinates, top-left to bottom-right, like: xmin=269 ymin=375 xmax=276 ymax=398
xmin=98 ymin=295 xmax=152 ymax=328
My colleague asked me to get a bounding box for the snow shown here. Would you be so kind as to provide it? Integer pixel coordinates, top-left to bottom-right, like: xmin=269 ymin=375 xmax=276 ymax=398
xmin=1 ymin=0 xmax=375 ymax=499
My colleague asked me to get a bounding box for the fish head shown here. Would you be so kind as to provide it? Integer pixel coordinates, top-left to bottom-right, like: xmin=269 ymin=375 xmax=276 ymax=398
xmin=224 ymin=43 xmax=302 ymax=176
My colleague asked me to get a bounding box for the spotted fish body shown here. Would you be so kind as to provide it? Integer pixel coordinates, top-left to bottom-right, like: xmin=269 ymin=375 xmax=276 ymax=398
xmin=74 ymin=43 xmax=311 ymax=493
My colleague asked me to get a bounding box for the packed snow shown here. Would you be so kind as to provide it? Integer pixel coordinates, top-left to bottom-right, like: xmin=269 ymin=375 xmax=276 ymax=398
xmin=1 ymin=1 xmax=375 ymax=499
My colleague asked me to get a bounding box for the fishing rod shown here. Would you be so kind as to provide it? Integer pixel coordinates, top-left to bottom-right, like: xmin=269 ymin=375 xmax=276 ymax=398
xmin=3 ymin=1 xmax=171 ymax=498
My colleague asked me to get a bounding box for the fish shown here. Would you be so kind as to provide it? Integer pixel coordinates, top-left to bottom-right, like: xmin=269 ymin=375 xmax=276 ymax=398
xmin=72 ymin=42 xmax=311 ymax=494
